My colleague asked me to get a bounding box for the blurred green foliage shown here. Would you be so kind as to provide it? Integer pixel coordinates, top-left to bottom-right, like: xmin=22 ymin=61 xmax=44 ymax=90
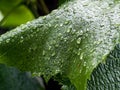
xmin=0 ymin=0 xmax=34 ymax=27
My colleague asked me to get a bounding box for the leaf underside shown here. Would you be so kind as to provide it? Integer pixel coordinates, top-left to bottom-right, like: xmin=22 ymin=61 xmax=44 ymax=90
xmin=87 ymin=44 xmax=120 ymax=90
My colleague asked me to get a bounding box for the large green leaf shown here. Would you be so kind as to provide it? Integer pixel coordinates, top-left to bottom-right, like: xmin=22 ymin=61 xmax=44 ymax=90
xmin=87 ymin=44 xmax=120 ymax=90
xmin=0 ymin=0 xmax=120 ymax=90
xmin=0 ymin=64 xmax=44 ymax=90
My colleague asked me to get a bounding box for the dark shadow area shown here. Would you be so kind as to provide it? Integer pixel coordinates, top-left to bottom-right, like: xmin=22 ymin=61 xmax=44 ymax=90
xmin=46 ymin=78 xmax=62 ymax=90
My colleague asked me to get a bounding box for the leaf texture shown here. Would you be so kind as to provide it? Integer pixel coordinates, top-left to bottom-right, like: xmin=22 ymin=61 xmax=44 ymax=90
xmin=87 ymin=44 xmax=120 ymax=90
xmin=0 ymin=0 xmax=120 ymax=90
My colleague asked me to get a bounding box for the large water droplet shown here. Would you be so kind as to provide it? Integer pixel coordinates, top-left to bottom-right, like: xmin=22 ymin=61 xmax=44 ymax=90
xmin=76 ymin=37 xmax=81 ymax=44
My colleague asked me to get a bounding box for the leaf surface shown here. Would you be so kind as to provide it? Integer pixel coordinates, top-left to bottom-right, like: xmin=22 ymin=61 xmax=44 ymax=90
xmin=0 ymin=0 xmax=120 ymax=90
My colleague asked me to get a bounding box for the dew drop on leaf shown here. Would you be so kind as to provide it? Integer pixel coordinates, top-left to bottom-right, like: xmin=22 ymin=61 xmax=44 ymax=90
xmin=48 ymin=46 xmax=52 ymax=50
xmin=54 ymin=24 xmax=58 ymax=28
xmin=55 ymin=69 xmax=60 ymax=74
xmin=80 ymin=52 xmax=84 ymax=60
xmin=67 ymin=28 xmax=71 ymax=33
xmin=51 ymin=51 xmax=56 ymax=56
xmin=20 ymin=40 xmax=23 ymax=43
xmin=64 ymin=20 xmax=69 ymax=25
xmin=79 ymin=69 xmax=82 ymax=73
xmin=6 ymin=38 xmax=10 ymax=43
xmin=20 ymin=36 xmax=23 ymax=39
xmin=47 ymin=57 xmax=50 ymax=60
xmin=60 ymin=23 xmax=63 ymax=27
xmin=42 ymin=50 xmax=46 ymax=56
xmin=83 ymin=61 xmax=86 ymax=66
xmin=48 ymin=23 xmax=52 ymax=27
xmin=76 ymin=37 xmax=81 ymax=44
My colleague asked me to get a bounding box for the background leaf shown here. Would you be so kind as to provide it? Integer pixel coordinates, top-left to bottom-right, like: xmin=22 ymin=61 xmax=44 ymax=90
xmin=0 ymin=64 xmax=44 ymax=90
xmin=0 ymin=0 xmax=34 ymax=27
xmin=0 ymin=0 xmax=22 ymax=13
xmin=87 ymin=44 xmax=120 ymax=90
xmin=1 ymin=5 xmax=34 ymax=27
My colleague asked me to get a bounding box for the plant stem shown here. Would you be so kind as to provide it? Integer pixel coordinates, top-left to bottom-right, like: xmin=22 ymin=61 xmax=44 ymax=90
xmin=37 ymin=0 xmax=49 ymax=15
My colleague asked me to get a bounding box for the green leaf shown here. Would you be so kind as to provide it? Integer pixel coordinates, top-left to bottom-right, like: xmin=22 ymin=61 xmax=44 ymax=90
xmin=1 ymin=5 xmax=34 ymax=27
xmin=0 ymin=0 xmax=120 ymax=90
xmin=87 ymin=44 xmax=120 ymax=90
xmin=0 ymin=0 xmax=34 ymax=27
xmin=0 ymin=64 xmax=44 ymax=90
xmin=0 ymin=11 xmax=3 ymax=21
xmin=0 ymin=0 xmax=22 ymax=14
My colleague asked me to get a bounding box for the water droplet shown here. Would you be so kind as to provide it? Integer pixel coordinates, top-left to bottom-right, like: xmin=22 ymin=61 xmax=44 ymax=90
xmin=80 ymin=30 xmax=84 ymax=35
xmin=47 ymin=57 xmax=50 ymax=60
xmin=51 ymin=51 xmax=56 ymax=56
xmin=20 ymin=39 xmax=23 ymax=43
xmin=83 ymin=62 xmax=86 ymax=66
xmin=54 ymin=24 xmax=58 ymax=28
xmin=55 ymin=69 xmax=60 ymax=74
xmin=31 ymin=44 xmax=37 ymax=51
xmin=71 ymin=29 xmax=76 ymax=34
xmin=64 ymin=20 xmax=69 ymax=25
xmin=42 ymin=50 xmax=46 ymax=56
xmin=58 ymin=33 xmax=62 ymax=37
xmin=55 ymin=44 xmax=59 ymax=47
xmin=67 ymin=28 xmax=71 ymax=33
xmin=21 ymin=36 xmax=23 ymax=39
xmin=42 ymin=16 xmax=46 ymax=20
xmin=80 ymin=52 xmax=84 ymax=60
xmin=6 ymin=39 xmax=10 ymax=43
xmin=55 ymin=16 xmax=60 ymax=19
xmin=28 ymin=48 xmax=32 ymax=53
xmin=48 ymin=23 xmax=52 ymax=27
xmin=48 ymin=45 xmax=52 ymax=50
xmin=79 ymin=69 xmax=82 ymax=73
xmin=30 ymin=34 xmax=34 ymax=38
xmin=77 ymin=52 xmax=81 ymax=55
xmin=60 ymin=23 xmax=63 ymax=27
xmin=76 ymin=37 xmax=81 ymax=44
